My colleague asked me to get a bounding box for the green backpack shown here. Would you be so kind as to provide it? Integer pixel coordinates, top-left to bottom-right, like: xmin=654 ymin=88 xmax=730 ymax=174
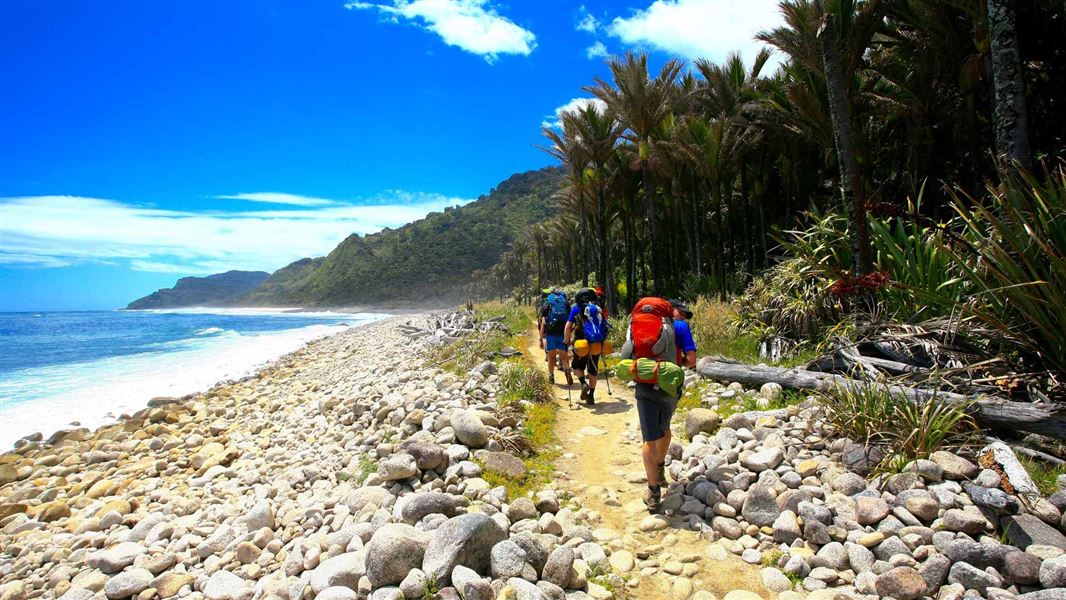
xmin=614 ymin=358 xmax=685 ymax=396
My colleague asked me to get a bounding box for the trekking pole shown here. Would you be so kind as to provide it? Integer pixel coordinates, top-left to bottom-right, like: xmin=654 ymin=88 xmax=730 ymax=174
xmin=600 ymin=354 xmax=613 ymax=396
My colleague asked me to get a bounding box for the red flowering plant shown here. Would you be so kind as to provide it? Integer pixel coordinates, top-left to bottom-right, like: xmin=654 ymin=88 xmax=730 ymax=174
xmin=830 ymin=270 xmax=892 ymax=298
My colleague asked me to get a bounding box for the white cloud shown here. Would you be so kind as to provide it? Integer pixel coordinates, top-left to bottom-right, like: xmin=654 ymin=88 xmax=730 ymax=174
xmin=0 ymin=192 xmax=473 ymax=275
xmin=346 ymin=0 xmax=535 ymax=63
xmin=215 ymin=192 xmax=341 ymax=207
xmin=576 ymin=6 xmax=599 ymax=33
xmin=542 ymin=97 xmax=608 ymax=129
xmin=607 ymin=0 xmax=784 ymax=70
xmin=586 ymin=41 xmax=608 ymax=60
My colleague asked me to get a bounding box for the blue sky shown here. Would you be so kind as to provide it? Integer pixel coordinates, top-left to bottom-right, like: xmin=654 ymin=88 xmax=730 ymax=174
xmin=0 ymin=0 xmax=783 ymax=311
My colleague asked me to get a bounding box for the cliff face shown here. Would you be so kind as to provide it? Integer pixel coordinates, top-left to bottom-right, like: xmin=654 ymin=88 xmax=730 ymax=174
xmin=126 ymin=270 xmax=270 ymax=309
xmin=239 ymin=166 xmax=565 ymax=307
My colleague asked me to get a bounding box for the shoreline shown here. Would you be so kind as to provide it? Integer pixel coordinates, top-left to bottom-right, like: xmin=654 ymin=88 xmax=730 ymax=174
xmin=0 ymin=313 xmax=398 ymax=452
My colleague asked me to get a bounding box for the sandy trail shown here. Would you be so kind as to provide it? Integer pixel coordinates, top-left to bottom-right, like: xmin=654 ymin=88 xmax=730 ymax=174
xmin=525 ymin=330 xmax=770 ymax=599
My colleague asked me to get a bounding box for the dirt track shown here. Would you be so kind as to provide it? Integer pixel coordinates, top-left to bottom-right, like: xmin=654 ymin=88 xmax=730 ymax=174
xmin=526 ymin=330 xmax=771 ymax=599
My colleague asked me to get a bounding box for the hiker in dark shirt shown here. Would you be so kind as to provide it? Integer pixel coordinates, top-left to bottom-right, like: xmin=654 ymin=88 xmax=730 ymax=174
xmin=539 ymin=289 xmax=572 ymax=385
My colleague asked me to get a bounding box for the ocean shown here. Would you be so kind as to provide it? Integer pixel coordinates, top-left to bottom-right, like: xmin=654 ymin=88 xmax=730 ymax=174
xmin=0 ymin=308 xmax=386 ymax=449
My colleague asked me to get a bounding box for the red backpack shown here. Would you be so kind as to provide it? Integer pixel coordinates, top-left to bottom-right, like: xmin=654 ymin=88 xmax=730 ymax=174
xmin=627 ymin=297 xmax=678 ymax=364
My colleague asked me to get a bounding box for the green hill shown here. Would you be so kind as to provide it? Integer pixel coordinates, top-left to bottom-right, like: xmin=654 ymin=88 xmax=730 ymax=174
xmin=240 ymin=166 xmax=565 ymax=307
xmin=127 ymin=270 xmax=270 ymax=309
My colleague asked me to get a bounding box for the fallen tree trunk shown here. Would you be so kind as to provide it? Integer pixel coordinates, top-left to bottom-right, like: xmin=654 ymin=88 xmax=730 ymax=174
xmin=696 ymin=358 xmax=1066 ymax=439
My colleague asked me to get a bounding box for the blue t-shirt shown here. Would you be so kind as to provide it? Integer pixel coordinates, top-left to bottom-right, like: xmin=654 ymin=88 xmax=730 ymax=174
xmin=674 ymin=320 xmax=696 ymax=354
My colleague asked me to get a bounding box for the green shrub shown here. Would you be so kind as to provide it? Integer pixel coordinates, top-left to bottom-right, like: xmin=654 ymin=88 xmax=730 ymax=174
xmin=498 ymin=362 xmax=553 ymax=406
xmin=820 ymin=384 xmax=977 ymax=466
xmin=938 ymin=165 xmax=1066 ymax=375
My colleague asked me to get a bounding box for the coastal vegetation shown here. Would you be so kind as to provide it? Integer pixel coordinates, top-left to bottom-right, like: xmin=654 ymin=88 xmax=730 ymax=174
xmin=483 ymin=0 xmax=1065 ymax=427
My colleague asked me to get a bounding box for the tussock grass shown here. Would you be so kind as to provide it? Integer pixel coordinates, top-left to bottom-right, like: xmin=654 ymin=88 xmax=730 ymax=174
xmin=498 ymin=362 xmax=553 ymax=407
xmin=820 ymin=384 xmax=978 ymax=471
xmin=690 ymin=297 xmax=818 ymax=367
xmin=1018 ymin=456 xmax=1066 ymax=496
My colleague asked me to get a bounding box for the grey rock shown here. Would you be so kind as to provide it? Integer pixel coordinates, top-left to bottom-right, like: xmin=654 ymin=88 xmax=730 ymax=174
xmin=817 ymin=542 xmax=848 ymax=571
xmin=903 ymin=459 xmax=943 ymax=482
xmin=423 ymin=513 xmax=507 ymax=583
xmin=831 ymin=472 xmax=867 ymax=496
xmin=772 ymin=510 xmax=801 ymax=544
xmin=741 ymin=447 xmax=784 ymax=473
xmin=1004 ymin=550 xmax=1041 ymax=585
xmin=873 ymin=536 xmax=912 ymax=562
xmin=506 ymin=578 xmax=546 ymax=600
xmin=407 ymin=443 xmax=446 ymax=471
xmin=244 ymin=500 xmax=275 ymax=531
xmin=490 ymin=540 xmax=528 ymax=579
xmin=1040 ymin=554 xmax=1066 ymax=588
xmin=930 ymin=451 xmax=979 ymax=480
xmin=684 ymin=408 xmax=720 ymax=441
xmin=104 ymin=568 xmax=153 ymax=599
xmin=399 ymin=569 xmax=428 ymax=599
xmin=842 ymin=443 xmax=885 ymax=475
xmin=398 ymin=492 xmax=469 ymax=525
xmin=948 ymin=561 xmax=1004 ymax=594
xmin=943 ymin=508 xmax=988 ymax=535
xmin=345 ymin=487 xmax=391 ymax=512
xmin=1020 ymin=590 xmax=1066 ymax=600
xmin=874 ymin=567 xmax=927 ymax=600
xmin=541 ymin=546 xmax=574 ymax=588
xmin=88 ymin=542 xmax=147 ymax=574
xmin=203 ymin=571 xmax=250 ymax=600
xmin=506 ymin=498 xmax=538 ymax=523
xmin=1003 ymin=514 xmax=1066 ymax=551
xmin=760 ymin=567 xmax=793 ymax=592
xmin=713 ymin=516 xmax=743 ymax=540
xmin=379 ymin=453 xmax=418 ymax=481
xmin=310 ymin=552 xmax=366 ymax=593
xmin=366 ymin=523 xmax=432 ymax=587
xmin=197 ymin=525 xmax=236 ymax=560
xmin=452 ymin=410 xmax=488 ymax=448
xmin=903 ymin=496 xmax=939 ymax=523
xmin=847 ymin=542 xmax=876 ymax=574
xmin=856 ymin=496 xmax=891 ymax=526
xmin=944 ymin=539 xmax=1013 ymax=571
xmin=917 ymin=553 xmax=950 ymax=593
xmin=316 ymin=588 xmax=359 ymax=600
xmin=741 ymin=483 xmax=781 ymax=527
xmin=483 ymin=452 xmax=527 ymax=479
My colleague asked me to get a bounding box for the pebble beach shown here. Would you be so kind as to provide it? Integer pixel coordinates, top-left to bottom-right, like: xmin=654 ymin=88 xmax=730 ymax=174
xmin=2 ymin=313 xmax=1066 ymax=600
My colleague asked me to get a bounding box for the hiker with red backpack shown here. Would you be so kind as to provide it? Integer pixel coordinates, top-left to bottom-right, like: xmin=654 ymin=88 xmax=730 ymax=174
xmin=539 ymin=289 xmax=573 ymax=385
xmin=618 ymin=297 xmax=697 ymax=513
xmin=563 ymin=288 xmax=609 ymax=405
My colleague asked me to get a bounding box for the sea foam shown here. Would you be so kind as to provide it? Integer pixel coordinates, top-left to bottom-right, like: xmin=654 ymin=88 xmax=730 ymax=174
xmin=0 ymin=319 xmax=373 ymax=449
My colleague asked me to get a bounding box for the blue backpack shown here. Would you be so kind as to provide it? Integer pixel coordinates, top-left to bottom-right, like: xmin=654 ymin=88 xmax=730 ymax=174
xmin=580 ymin=303 xmax=608 ymax=343
xmin=545 ymin=292 xmax=569 ymax=327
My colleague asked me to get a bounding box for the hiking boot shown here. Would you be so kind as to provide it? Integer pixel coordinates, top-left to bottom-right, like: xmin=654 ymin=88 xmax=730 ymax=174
xmin=564 ymin=370 xmax=574 ymax=386
xmin=580 ymin=384 xmax=590 ymax=402
xmin=643 ymin=485 xmax=662 ymax=513
xmin=586 ymin=389 xmax=595 ymax=406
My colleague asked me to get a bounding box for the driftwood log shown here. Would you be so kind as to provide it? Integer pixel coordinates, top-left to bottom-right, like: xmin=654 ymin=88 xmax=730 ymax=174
xmin=696 ymin=358 xmax=1066 ymax=439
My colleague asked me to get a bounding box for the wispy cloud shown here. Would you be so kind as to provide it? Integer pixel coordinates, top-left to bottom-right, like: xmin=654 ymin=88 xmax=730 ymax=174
xmin=346 ymin=0 xmax=536 ymax=63
xmin=215 ymin=192 xmax=342 ymax=207
xmin=542 ymin=97 xmax=607 ymax=130
xmin=576 ymin=5 xmax=599 ymax=33
xmin=0 ymin=192 xmax=473 ymax=275
xmin=607 ymin=0 xmax=784 ymax=70
xmin=586 ymin=41 xmax=608 ymax=60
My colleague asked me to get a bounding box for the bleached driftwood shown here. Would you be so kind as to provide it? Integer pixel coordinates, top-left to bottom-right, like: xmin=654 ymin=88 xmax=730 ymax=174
xmin=696 ymin=358 xmax=1066 ymax=439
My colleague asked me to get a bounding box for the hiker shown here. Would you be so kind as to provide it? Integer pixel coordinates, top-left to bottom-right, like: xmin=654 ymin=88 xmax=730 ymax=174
xmin=563 ymin=287 xmax=608 ymax=405
xmin=537 ymin=288 xmax=552 ymax=365
xmin=618 ymin=297 xmax=697 ymax=513
xmin=539 ymin=289 xmax=573 ymax=385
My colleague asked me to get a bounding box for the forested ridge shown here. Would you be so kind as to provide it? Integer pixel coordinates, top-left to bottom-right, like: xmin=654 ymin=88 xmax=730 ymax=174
xmin=238 ymin=167 xmax=565 ymax=307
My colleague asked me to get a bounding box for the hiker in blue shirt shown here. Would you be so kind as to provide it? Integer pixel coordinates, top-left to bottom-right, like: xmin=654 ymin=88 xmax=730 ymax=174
xmin=670 ymin=299 xmax=697 ymax=367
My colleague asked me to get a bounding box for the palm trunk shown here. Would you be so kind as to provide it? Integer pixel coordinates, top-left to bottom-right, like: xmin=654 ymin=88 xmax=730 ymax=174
xmin=578 ymin=187 xmax=590 ymax=286
xmin=713 ymin=183 xmax=725 ymax=300
xmin=640 ymin=146 xmax=660 ymax=295
xmin=820 ymin=13 xmax=873 ymax=276
xmin=987 ymin=0 xmax=1033 ymax=169
xmin=597 ymin=184 xmax=611 ymax=314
